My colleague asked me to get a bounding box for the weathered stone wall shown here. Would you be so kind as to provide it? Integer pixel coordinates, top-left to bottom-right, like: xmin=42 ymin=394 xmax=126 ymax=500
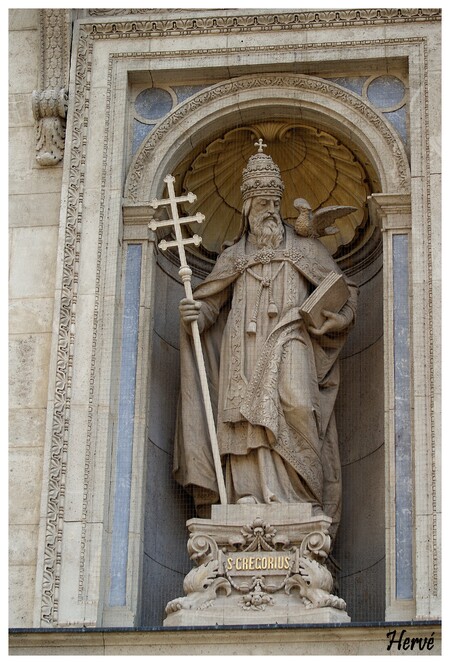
xmin=9 ymin=9 xmax=63 ymax=627
xmin=9 ymin=623 xmax=442 ymax=656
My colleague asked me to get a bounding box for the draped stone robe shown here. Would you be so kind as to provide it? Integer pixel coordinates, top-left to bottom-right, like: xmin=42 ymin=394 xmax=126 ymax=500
xmin=174 ymin=224 xmax=358 ymax=533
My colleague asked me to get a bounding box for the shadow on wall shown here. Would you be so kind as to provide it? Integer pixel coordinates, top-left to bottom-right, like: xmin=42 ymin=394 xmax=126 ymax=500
xmin=140 ymin=259 xmax=196 ymax=627
xmin=334 ymin=255 xmax=385 ymax=622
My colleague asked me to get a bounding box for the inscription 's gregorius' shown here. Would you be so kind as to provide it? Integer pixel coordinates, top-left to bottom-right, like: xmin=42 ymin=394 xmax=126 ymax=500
xmin=226 ymin=555 xmax=291 ymax=572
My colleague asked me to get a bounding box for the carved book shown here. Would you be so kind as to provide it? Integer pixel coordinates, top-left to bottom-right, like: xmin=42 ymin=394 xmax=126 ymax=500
xmin=300 ymin=272 xmax=350 ymax=329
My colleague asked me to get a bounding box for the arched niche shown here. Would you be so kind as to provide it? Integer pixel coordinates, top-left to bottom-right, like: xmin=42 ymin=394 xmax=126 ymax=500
xmin=125 ymin=74 xmax=409 ymax=203
xmin=124 ymin=74 xmax=410 ymax=625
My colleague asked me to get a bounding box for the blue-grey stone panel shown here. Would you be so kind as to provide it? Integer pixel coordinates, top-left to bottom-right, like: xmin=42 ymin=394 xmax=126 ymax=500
xmin=109 ymin=244 xmax=142 ymax=607
xmin=384 ymin=106 xmax=408 ymax=148
xmin=327 ymin=76 xmax=368 ymax=97
xmin=392 ymin=233 xmax=413 ymax=600
xmin=366 ymin=75 xmax=405 ymax=109
xmin=135 ymin=87 xmax=173 ymax=120
xmin=172 ymin=84 xmax=208 ymax=104
xmin=132 ymin=119 xmax=154 ymax=155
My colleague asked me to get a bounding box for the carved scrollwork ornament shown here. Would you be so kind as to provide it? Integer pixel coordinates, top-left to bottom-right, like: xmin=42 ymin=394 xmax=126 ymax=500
xmin=165 ymin=560 xmax=231 ymax=614
xmin=187 ymin=532 xmax=219 ymax=564
xmin=166 ymin=521 xmax=348 ymax=620
xmin=285 ymin=556 xmax=346 ymax=611
xmin=32 ymin=87 xmax=68 ymax=166
xmin=299 ymin=530 xmax=331 ymax=561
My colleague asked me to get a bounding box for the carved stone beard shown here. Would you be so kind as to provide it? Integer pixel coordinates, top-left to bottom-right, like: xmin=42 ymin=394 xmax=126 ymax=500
xmin=248 ymin=211 xmax=284 ymax=249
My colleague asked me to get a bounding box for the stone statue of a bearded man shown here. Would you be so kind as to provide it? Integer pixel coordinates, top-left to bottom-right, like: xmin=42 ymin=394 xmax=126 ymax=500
xmin=173 ymin=147 xmax=358 ymax=536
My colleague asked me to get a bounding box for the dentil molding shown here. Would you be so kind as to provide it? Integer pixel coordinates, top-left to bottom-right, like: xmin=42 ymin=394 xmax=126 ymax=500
xmin=86 ymin=8 xmax=441 ymax=29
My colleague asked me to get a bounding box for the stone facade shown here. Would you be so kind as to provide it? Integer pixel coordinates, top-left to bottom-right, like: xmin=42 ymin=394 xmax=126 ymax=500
xmin=9 ymin=8 xmax=65 ymax=628
xmin=9 ymin=7 xmax=441 ymax=655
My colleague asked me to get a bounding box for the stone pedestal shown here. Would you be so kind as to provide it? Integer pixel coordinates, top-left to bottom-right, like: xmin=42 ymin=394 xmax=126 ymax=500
xmin=163 ymin=504 xmax=350 ymax=626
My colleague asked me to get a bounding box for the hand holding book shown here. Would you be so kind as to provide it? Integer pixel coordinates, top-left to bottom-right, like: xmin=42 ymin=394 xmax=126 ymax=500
xmin=300 ymin=272 xmax=351 ymax=336
xmin=307 ymin=309 xmax=350 ymax=336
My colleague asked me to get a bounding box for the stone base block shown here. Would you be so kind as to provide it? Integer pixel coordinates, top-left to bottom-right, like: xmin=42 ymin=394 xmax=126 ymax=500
xmin=164 ymin=598 xmax=350 ymax=627
xmin=163 ymin=504 xmax=350 ymax=627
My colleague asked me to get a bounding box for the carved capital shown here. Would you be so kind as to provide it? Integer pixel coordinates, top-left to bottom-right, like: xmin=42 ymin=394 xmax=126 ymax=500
xmin=368 ymin=193 xmax=412 ymax=232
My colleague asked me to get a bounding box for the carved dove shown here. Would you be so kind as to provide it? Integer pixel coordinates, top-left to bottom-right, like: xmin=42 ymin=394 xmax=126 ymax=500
xmin=293 ymin=197 xmax=357 ymax=238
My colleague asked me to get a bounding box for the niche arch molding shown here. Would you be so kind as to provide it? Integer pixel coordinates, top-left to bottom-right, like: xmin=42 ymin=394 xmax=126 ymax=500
xmin=124 ymin=74 xmax=410 ymax=206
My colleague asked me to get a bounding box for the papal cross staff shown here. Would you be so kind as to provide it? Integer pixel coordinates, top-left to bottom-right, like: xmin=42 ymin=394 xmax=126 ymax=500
xmin=149 ymin=174 xmax=228 ymax=505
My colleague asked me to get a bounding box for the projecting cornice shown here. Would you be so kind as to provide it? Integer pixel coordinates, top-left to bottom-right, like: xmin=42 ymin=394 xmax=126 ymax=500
xmin=86 ymin=7 xmax=441 ymax=31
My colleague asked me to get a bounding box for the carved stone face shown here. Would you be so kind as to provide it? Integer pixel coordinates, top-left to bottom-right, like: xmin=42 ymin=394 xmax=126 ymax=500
xmin=248 ymin=195 xmax=282 ymax=233
xmin=247 ymin=195 xmax=284 ymax=248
